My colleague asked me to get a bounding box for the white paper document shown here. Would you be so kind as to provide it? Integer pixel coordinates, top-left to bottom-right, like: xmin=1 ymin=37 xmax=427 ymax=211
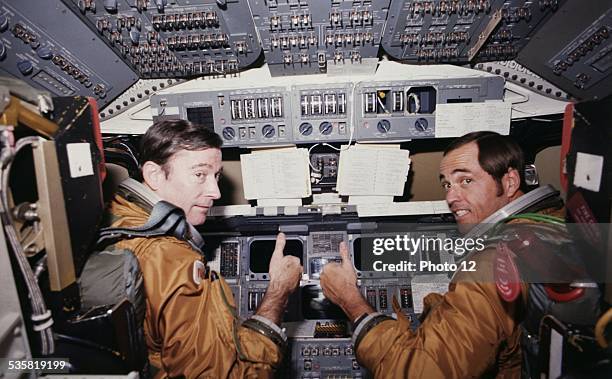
xmin=337 ymin=145 xmax=411 ymax=196
xmin=241 ymin=148 xmax=311 ymax=199
xmin=435 ymin=101 xmax=511 ymax=138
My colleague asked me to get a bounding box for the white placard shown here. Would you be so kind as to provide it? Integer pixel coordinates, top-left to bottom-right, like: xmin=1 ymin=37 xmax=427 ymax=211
xmin=435 ymin=101 xmax=511 ymax=138
xmin=574 ymin=152 xmax=604 ymax=192
xmin=66 ymin=143 xmax=94 ymax=178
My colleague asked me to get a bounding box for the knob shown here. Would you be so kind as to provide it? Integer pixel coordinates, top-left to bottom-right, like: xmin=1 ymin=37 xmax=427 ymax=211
xmin=37 ymin=46 xmax=53 ymax=60
xmin=17 ymin=60 xmax=33 ymax=75
xmin=377 ymin=119 xmax=391 ymax=133
xmin=299 ymin=122 xmax=313 ymax=136
xmin=129 ymin=30 xmax=140 ymax=45
xmin=319 ymin=121 xmax=333 ymax=135
xmin=222 ymin=127 xmax=235 ymax=140
xmin=414 ymin=118 xmax=429 ymax=132
xmin=0 ymin=15 xmax=9 ymax=33
xmin=262 ymin=124 xmax=275 ymax=138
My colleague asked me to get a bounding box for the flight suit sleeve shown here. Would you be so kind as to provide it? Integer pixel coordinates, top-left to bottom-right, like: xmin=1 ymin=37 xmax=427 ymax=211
xmin=355 ymin=249 xmax=522 ymax=379
xmin=127 ymin=237 xmax=283 ymax=378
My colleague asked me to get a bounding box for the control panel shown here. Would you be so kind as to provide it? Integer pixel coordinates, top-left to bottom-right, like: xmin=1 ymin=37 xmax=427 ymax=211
xmin=202 ymin=210 xmax=458 ymax=378
xmin=473 ymin=60 xmax=571 ymax=101
xmin=149 ymin=61 xmax=505 ymax=147
xmin=289 ymin=337 xmax=361 ymax=378
xmin=2 ymin=0 xmax=610 ymax=109
xmin=354 ymin=76 xmax=503 ymax=141
xmin=517 ymin=1 xmax=612 ymax=100
xmin=381 ymin=0 xmax=566 ymax=64
xmin=0 ymin=0 xmax=137 ymax=108
xmin=248 ymin=0 xmax=390 ymax=76
xmin=61 ymin=0 xmax=262 ymax=78
xmin=310 ymin=151 xmax=340 ymax=194
xmin=292 ymin=83 xmax=352 ymax=143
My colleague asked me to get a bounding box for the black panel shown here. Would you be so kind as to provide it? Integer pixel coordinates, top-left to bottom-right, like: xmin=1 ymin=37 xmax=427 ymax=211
xmin=517 ymin=0 xmax=612 ymax=100
xmin=0 ymin=1 xmax=138 ymax=108
xmin=51 ymin=97 xmax=105 ymax=276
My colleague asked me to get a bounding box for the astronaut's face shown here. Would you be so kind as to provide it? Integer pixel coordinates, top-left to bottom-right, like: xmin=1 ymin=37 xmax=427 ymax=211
xmin=439 ymin=142 xmax=513 ymax=233
xmin=156 ymin=148 xmax=222 ymax=225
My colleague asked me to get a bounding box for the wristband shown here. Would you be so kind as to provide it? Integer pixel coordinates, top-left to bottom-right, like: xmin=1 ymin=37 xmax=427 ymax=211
xmin=242 ymin=316 xmax=288 ymax=351
xmin=351 ymin=312 xmax=393 ymax=351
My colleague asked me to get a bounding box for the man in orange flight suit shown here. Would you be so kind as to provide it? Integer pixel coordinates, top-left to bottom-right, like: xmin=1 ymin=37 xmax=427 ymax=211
xmin=320 ymin=131 xmax=564 ymax=378
xmin=105 ymin=119 xmax=303 ymax=377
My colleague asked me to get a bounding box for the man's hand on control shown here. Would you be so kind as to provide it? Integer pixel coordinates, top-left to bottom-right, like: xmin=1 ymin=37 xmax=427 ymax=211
xmin=256 ymin=233 xmax=303 ymax=325
xmin=320 ymin=242 xmax=374 ymax=321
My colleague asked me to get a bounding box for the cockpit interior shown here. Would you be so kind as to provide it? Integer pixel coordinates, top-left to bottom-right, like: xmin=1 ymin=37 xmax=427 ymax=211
xmin=0 ymin=0 xmax=611 ymax=377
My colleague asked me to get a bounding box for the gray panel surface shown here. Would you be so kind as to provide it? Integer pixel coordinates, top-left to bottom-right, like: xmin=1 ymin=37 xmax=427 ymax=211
xmin=62 ymin=0 xmax=262 ymax=78
xmin=517 ymin=0 xmax=612 ymax=100
xmin=248 ymin=0 xmax=390 ymax=76
xmin=0 ymin=1 xmax=138 ymax=108
xmin=381 ymin=0 xmax=565 ymax=64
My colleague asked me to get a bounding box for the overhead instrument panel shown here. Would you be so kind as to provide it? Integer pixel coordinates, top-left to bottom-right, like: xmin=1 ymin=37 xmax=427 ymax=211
xmin=381 ymin=0 xmax=566 ymax=64
xmin=0 ymin=0 xmax=138 ymax=108
xmin=517 ymin=0 xmax=612 ymax=100
xmin=247 ymin=0 xmax=391 ymax=76
xmin=149 ymin=64 xmax=504 ymax=147
xmin=62 ymin=0 xmax=262 ymax=78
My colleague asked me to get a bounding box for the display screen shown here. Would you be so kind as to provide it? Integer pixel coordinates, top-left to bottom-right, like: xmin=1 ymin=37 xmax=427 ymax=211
xmin=249 ymin=239 xmax=304 ymax=273
xmin=352 ymin=237 xmax=366 ymax=271
xmin=186 ymin=106 xmax=214 ymax=128
xmin=301 ymin=284 xmax=347 ymax=320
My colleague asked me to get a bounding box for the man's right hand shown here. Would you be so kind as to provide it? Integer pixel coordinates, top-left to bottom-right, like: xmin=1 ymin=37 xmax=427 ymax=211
xmin=256 ymin=233 xmax=302 ymax=325
xmin=268 ymin=232 xmax=302 ymax=297
xmin=320 ymin=242 xmax=374 ymax=321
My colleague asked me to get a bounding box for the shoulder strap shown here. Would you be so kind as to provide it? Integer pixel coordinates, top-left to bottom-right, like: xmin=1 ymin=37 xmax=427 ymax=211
xmin=97 ymin=200 xmax=204 ymax=253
